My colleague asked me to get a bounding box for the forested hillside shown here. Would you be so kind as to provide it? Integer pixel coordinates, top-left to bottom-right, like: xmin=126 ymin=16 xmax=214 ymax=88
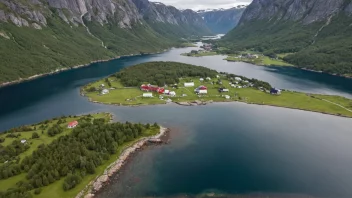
xmin=221 ymin=0 xmax=352 ymax=76
xmin=0 ymin=0 xmax=212 ymax=84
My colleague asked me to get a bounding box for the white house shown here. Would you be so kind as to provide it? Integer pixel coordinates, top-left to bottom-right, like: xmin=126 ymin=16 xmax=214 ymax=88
xmin=224 ymin=95 xmax=230 ymax=99
xmin=235 ymin=77 xmax=242 ymax=81
xmin=206 ymin=77 xmax=211 ymax=81
xmin=164 ymin=90 xmax=170 ymax=94
xmin=216 ymin=75 xmax=220 ymax=78
xmin=231 ymin=84 xmax=236 ymax=87
xmin=222 ymin=89 xmax=229 ymax=92
xmin=200 ymin=78 xmax=204 ymax=81
xmin=169 ymin=91 xmax=176 ymax=97
xmin=143 ymin=93 xmax=153 ymax=98
xmin=237 ymin=86 xmax=242 ymax=89
xmin=244 ymin=80 xmax=249 ymax=83
xmin=101 ymin=89 xmax=110 ymax=95
xmin=197 ymin=90 xmax=207 ymax=94
xmin=184 ymin=82 xmax=195 ymax=87
xmin=101 ymin=84 xmax=105 ymax=87
xmin=20 ymin=139 xmax=27 ymax=144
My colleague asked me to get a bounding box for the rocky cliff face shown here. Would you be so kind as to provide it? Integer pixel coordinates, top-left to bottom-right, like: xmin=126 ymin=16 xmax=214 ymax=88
xmin=132 ymin=0 xmax=212 ymax=36
xmin=198 ymin=6 xmax=246 ymax=33
xmin=239 ymin=0 xmax=352 ymax=25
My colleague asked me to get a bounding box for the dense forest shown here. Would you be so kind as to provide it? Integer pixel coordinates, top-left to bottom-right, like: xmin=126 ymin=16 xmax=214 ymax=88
xmin=221 ymin=14 xmax=352 ymax=76
xmin=0 ymin=115 xmax=159 ymax=198
xmin=115 ymin=62 xmax=219 ymax=87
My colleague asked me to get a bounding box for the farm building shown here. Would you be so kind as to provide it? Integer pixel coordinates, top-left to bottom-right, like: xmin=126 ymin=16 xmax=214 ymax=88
xmin=68 ymin=121 xmax=78 ymax=129
xmin=143 ymin=93 xmax=153 ymax=98
xmin=101 ymin=89 xmax=109 ymax=95
xmin=169 ymin=91 xmax=176 ymax=97
xmin=21 ymin=139 xmax=27 ymax=144
xmin=224 ymin=95 xmax=230 ymax=99
xmin=196 ymin=90 xmax=208 ymax=94
xmin=235 ymin=77 xmax=242 ymax=81
xmin=140 ymin=84 xmax=165 ymax=94
xmin=184 ymin=82 xmax=195 ymax=87
xmin=219 ymin=88 xmax=229 ymax=92
xmin=271 ymin=88 xmax=282 ymax=95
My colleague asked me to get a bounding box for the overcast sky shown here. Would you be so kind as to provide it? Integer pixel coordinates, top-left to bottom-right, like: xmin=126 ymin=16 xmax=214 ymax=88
xmin=151 ymin=0 xmax=252 ymax=10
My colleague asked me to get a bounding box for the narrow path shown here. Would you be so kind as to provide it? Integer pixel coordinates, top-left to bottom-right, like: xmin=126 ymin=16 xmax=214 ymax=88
xmin=321 ymin=99 xmax=352 ymax=113
xmin=80 ymin=13 xmax=107 ymax=49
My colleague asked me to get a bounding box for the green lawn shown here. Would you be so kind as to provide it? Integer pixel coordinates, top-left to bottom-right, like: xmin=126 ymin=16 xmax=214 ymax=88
xmin=0 ymin=113 xmax=161 ymax=198
xmin=82 ymin=75 xmax=352 ymax=118
xmin=225 ymin=55 xmax=293 ymax=66
xmin=181 ymin=51 xmax=218 ymax=57
xmin=0 ymin=113 xmax=111 ymax=194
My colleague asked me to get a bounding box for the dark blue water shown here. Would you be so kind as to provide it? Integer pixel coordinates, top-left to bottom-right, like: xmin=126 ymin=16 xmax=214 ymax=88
xmin=96 ymin=103 xmax=352 ymax=198
xmin=0 ymin=44 xmax=351 ymax=131
xmin=0 ymin=44 xmax=352 ymax=198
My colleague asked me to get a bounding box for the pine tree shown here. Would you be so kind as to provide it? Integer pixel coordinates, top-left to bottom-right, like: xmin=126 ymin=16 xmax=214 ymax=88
xmin=42 ymin=176 xmax=49 ymax=186
xmin=48 ymin=173 xmax=55 ymax=183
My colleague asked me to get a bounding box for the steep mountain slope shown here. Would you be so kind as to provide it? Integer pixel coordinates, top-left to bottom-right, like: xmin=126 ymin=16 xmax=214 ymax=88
xmin=223 ymin=0 xmax=352 ymax=76
xmin=198 ymin=6 xmax=246 ymax=34
xmin=132 ymin=0 xmax=212 ymax=39
xmin=0 ymin=0 xmax=210 ymax=84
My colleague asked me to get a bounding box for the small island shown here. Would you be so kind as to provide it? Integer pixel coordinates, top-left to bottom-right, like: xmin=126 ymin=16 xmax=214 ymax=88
xmin=0 ymin=113 xmax=167 ymax=198
xmin=181 ymin=43 xmax=293 ymax=66
xmin=81 ymin=62 xmax=352 ymax=118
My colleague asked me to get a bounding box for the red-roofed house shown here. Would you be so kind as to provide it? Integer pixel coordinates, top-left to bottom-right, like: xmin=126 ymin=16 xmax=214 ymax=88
xmin=68 ymin=121 xmax=78 ymax=129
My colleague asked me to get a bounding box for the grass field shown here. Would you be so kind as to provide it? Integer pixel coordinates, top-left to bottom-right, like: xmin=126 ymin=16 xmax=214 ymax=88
xmin=225 ymin=55 xmax=293 ymax=66
xmin=181 ymin=51 xmax=218 ymax=57
xmin=82 ymin=76 xmax=352 ymax=118
xmin=0 ymin=113 xmax=111 ymax=196
xmin=0 ymin=113 xmax=161 ymax=198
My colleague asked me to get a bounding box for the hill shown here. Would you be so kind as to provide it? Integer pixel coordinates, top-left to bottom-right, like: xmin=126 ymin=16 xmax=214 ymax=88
xmin=0 ymin=0 xmax=212 ymax=84
xmin=222 ymin=0 xmax=352 ymax=76
xmin=198 ymin=6 xmax=246 ymax=34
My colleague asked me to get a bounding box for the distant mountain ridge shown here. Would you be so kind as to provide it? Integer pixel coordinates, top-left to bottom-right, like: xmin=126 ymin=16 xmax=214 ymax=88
xmin=222 ymin=0 xmax=352 ymax=76
xmin=197 ymin=6 xmax=246 ymax=34
xmin=0 ymin=0 xmax=211 ymax=84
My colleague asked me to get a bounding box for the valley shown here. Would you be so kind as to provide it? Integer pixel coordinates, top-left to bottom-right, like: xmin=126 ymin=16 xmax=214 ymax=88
xmin=1 ymin=0 xmax=352 ymax=198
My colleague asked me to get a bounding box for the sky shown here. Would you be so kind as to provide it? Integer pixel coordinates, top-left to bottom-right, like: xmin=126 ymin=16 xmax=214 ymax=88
xmin=151 ymin=0 xmax=252 ymax=10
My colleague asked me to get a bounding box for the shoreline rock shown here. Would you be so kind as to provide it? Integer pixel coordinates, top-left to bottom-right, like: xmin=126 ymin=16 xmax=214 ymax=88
xmin=76 ymin=127 xmax=169 ymax=198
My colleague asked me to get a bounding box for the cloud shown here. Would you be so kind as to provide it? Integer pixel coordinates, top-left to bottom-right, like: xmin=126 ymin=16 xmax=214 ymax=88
xmin=150 ymin=0 xmax=252 ymax=10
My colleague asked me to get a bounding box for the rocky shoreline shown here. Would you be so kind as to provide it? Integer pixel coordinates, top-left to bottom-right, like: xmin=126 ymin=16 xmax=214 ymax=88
xmin=76 ymin=127 xmax=170 ymax=198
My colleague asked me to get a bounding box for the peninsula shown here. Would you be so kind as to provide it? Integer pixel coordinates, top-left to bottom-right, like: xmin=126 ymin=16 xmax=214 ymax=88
xmin=81 ymin=62 xmax=352 ymax=118
xmin=0 ymin=113 xmax=166 ymax=198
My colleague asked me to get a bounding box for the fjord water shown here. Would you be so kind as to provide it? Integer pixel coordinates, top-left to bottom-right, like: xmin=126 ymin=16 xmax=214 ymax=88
xmin=0 ymin=44 xmax=351 ymax=131
xmin=96 ymin=103 xmax=352 ymax=198
xmin=0 ymin=44 xmax=352 ymax=197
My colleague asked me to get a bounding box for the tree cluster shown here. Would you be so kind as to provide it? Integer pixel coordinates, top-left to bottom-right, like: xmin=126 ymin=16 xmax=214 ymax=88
xmin=0 ymin=117 xmax=159 ymax=197
xmin=115 ymin=62 xmax=218 ymax=87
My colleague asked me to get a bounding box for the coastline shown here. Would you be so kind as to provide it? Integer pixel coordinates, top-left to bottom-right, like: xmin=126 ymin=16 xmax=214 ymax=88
xmin=76 ymin=126 xmax=170 ymax=198
xmin=0 ymin=50 xmax=168 ymax=89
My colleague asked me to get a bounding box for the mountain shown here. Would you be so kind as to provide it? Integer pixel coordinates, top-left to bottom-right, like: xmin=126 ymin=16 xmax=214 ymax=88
xmin=132 ymin=0 xmax=212 ymax=39
xmin=0 ymin=0 xmax=211 ymax=84
xmin=198 ymin=6 xmax=246 ymax=34
xmin=223 ymin=0 xmax=352 ymax=76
